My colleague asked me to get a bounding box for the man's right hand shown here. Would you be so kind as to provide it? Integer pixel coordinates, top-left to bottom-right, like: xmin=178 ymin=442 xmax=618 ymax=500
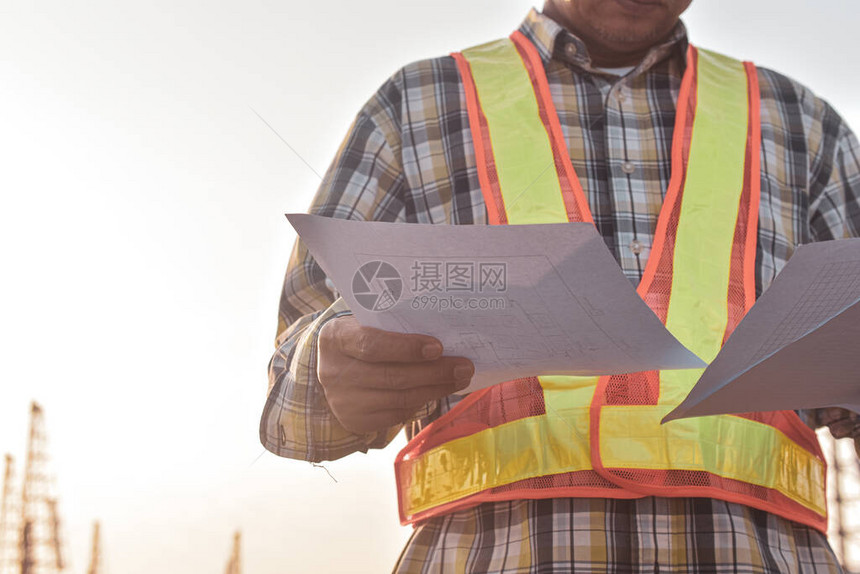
xmin=317 ymin=315 xmax=475 ymax=435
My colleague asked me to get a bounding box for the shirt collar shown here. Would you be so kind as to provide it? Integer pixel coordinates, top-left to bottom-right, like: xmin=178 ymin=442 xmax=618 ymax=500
xmin=517 ymin=7 xmax=688 ymax=76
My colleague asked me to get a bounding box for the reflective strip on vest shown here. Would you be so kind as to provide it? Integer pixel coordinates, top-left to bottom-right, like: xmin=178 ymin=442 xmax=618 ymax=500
xmin=395 ymin=36 xmax=827 ymax=532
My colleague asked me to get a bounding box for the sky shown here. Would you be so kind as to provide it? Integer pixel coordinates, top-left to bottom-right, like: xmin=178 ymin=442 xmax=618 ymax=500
xmin=1 ymin=1 xmax=859 ymax=572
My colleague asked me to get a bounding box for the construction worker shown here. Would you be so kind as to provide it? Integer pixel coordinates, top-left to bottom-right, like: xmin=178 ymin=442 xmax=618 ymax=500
xmin=261 ymin=1 xmax=860 ymax=571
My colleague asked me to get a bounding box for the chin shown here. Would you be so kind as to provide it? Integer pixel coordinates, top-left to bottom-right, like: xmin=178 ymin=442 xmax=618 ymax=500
xmin=593 ymin=21 xmax=671 ymax=47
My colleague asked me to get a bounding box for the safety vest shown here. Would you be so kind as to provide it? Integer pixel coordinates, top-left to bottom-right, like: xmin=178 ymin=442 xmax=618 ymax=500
xmin=394 ymin=32 xmax=829 ymax=533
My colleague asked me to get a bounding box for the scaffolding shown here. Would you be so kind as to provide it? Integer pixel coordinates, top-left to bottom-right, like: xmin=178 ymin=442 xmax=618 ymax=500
xmin=86 ymin=521 xmax=101 ymax=574
xmin=821 ymin=429 xmax=860 ymax=572
xmin=0 ymin=454 xmax=18 ymax=574
xmin=19 ymin=402 xmax=64 ymax=574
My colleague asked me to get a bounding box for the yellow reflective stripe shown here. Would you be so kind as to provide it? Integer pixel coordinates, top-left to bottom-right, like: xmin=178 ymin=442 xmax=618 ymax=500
xmin=405 ymin=42 xmax=596 ymax=518
xmin=403 ymin=401 xmax=826 ymax=518
xmin=655 ymin=51 xmax=750 ymax=405
xmin=462 ymin=40 xmax=568 ymax=224
xmin=403 ymin=376 xmax=596 ymax=517
xmin=539 ymin=374 xmax=600 ymax=411
xmin=599 ymin=407 xmax=827 ymax=516
xmin=664 ymin=49 xmax=748 ymax=380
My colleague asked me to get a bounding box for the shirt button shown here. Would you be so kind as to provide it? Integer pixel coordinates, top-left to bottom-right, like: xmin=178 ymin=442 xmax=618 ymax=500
xmin=564 ymin=43 xmax=578 ymax=59
xmin=621 ymin=161 xmax=636 ymax=174
xmin=629 ymin=239 xmax=644 ymax=255
xmin=616 ymin=91 xmax=627 ymax=103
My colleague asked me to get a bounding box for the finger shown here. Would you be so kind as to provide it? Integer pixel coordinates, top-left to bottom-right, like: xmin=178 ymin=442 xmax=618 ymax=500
xmin=335 ymin=318 xmax=443 ymax=363
xmin=348 ymin=408 xmax=427 ymax=434
xmin=818 ymin=407 xmax=852 ymax=427
xmin=822 ymin=408 xmax=860 ymax=439
xmin=328 ymin=394 xmax=433 ymax=435
xmin=364 ymin=381 xmax=465 ymax=412
xmin=355 ymin=357 xmax=474 ymax=391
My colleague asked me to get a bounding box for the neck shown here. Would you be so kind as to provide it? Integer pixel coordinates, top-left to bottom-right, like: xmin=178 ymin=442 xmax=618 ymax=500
xmin=542 ymin=4 xmax=654 ymax=68
xmin=587 ymin=47 xmax=650 ymax=68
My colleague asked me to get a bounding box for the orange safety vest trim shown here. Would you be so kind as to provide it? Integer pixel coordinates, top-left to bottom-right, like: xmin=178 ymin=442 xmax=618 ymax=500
xmin=394 ymin=33 xmax=828 ymax=532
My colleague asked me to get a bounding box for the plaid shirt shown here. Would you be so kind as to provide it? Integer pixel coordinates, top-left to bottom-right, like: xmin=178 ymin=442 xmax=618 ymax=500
xmin=262 ymin=9 xmax=860 ymax=572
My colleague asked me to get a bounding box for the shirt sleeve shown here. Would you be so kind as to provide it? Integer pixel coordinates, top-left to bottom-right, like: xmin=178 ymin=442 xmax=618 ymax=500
xmin=803 ymin=99 xmax=860 ymax=436
xmin=259 ymin=81 xmax=437 ymax=462
xmin=808 ymin=103 xmax=860 ymax=242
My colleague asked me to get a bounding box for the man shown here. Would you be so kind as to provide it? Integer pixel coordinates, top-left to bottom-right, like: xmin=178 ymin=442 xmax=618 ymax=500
xmin=262 ymin=0 xmax=860 ymax=571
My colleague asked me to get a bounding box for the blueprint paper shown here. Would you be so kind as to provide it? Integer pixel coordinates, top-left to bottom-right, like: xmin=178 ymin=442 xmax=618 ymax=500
xmin=664 ymin=239 xmax=860 ymax=422
xmin=287 ymin=214 xmax=704 ymax=392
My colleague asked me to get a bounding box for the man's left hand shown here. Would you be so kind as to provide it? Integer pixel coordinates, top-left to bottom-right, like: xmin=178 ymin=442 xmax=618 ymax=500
xmin=817 ymin=407 xmax=860 ymax=458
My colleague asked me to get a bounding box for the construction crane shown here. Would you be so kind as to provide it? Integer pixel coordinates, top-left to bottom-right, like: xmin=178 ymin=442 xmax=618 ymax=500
xmin=86 ymin=521 xmax=101 ymax=574
xmin=224 ymin=531 xmax=242 ymax=574
xmin=19 ymin=402 xmax=64 ymax=574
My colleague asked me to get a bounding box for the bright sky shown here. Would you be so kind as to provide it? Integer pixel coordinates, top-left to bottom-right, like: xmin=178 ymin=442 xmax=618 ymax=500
xmin=1 ymin=1 xmax=859 ymax=572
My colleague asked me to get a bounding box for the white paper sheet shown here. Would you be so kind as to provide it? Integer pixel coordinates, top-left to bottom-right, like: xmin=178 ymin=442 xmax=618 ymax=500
xmin=287 ymin=214 xmax=704 ymax=392
xmin=664 ymin=238 xmax=860 ymax=422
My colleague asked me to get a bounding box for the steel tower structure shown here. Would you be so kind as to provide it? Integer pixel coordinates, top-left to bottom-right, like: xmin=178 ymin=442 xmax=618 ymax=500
xmin=19 ymin=402 xmax=64 ymax=574
xmin=224 ymin=531 xmax=241 ymax=574
xmin=821 ymin=430 xmax=860 ymax=572
xmin=86 ymin=522 xmax=101 ymax=574
xmin=0 ymin=454 xmax=18 ymax=574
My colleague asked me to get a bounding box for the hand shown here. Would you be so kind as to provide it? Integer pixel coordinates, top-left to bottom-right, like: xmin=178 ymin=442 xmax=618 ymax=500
xmin=817 ymin=407 xmax=860 ymax=458
xmin=317 ymin=315 xmax=474 ymax=434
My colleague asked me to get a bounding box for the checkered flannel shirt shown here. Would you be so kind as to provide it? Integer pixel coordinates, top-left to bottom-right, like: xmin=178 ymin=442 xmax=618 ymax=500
xmin=261 ymin=9 xmax=860 ymax=573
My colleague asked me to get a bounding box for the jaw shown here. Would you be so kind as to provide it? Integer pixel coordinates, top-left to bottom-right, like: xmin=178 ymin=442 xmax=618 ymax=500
xmin=543 ymin=0 xmax=690 ymax=66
